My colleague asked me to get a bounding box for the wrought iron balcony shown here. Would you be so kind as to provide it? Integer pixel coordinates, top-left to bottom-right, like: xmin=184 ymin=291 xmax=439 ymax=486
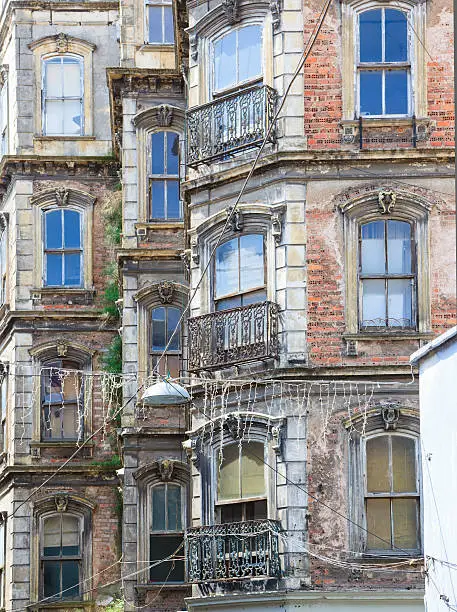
xmin=186 ymin=519 xmax=281 ymax=583
xmin=187 ymin=301 xmax=279 ymax=372
xmin=186 ymin=84 xmax=277 ymax=167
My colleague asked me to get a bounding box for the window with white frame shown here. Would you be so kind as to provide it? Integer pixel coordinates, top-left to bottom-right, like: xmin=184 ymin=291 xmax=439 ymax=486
xmin=0 ymin=224 xmax=6 ymax=306
xmin=42 ymin=55 xmax=84 ymax=135
xmin=149 ymin=306 xmax=181 ymax=378
xmin=213 ymin=25 xmax=262 ymax=94
xmin=214 ymin=234 xmax=266 ymax=310
xmin=216 ymin=441 xmax=267 ymax=523
xmin=0 ymin=372 xmax=6 ymax=454
xmin=41 ymin=513 xmax=82 ymax=600
xmin=149 ymin=483 xmax=185 ymax=582
xmin=149 ymin=131 xmax=181 ymax=220
xmin=358 ymin=8 xmax=410 ymax=116
xmin=145 ymin=0 xmax=174 ymax=44
xmin=364 ymin=433 xmax=420 ymax=552
xmin=0 ymin=79 xmax=8 ymax=155
xmin=41 ymin=360 xmax=84 ymax=441
xmin=43 ymin=208 xmax=83 ymax=287
xmin=359 ymin=219 xmax=415 ymax=329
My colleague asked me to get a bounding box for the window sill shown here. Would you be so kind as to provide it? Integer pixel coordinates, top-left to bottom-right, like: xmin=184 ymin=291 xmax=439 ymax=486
xmin=34 ymin=136 xmax=96 ymax=142
xmin=30 ymin=441 xmax=94 ymax=459
xmin=136 ymin=221 xmax=184 ymax=231
xmin=136 ymin=583 xmax=188 ymax=591
xmin=341 ymin=117 xmax=430 ymax=128
xmin=28 ymin=600 xmax=94 ymax=610
xmin=138 ymin=43 xmax=175 ymax=51
xmin=31 ymin=287 xmax=95 ymax=306
xmin=343 ymin=331 xmax=434 ymax=342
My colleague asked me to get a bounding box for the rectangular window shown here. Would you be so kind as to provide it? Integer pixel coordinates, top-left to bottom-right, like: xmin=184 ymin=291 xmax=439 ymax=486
xmin=41 ymin=361 xmax=83 ymax=441
xmin=359 ymin=220 xmax=415 ymax=329
xmin=149 ymin=131 xmax=181 ymax=220
xmin=0 ymin=373 xmax=6 ymax=454
xmin=42 ymin=514 xmax=81 ymax=600
xmin=358 ymin=9 xmax=410 ymax=116
xmin=150 ymin=484 xmax=184 ymax=583
xmin=0 ymin=517 xmax=5 ymax=609
xmin=213 ymin=25 xmax=262 ymax=93
xmin=149 ymin=306 xmax=181 ymax=378
xmin=0 ymin=227 xmax=6 ymax=306
xmin=145 ymin=0 xmax=174 ymax=44
xmin=44 ymin=209 xmax=83 ymax=288
xmin=365 ymin=435 xmax=420 ymax=552
xmin=42 ymin=56 xmax=83 ymax=136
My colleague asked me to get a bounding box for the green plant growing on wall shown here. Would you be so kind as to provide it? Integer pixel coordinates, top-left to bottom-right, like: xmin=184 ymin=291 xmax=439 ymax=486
xmin=105 ymin=597 xmax=124 ymax=612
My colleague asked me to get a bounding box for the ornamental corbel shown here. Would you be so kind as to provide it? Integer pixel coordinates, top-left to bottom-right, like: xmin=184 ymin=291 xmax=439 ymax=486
xmin=0 ymin=65 xmax=8 ymax=87
xmin=190 ymin=34 xmax=199 ymax=62
xmin=54 ymin=495 xmax=68 ymax=513
xmin=270 ymin=0 xmax=281 ymax=30
xmin=156 ymin=104 xmax=174 ymax=128
xmin=378 ymin=190 xmax=396 ymax=214
xmin=157 ymin=280 xmax=175 ymax=304
xmin=158 ymin=459 xmax=174 ymax=481
xmin=191 ymin=238 xmax=200 ymax=265
xmin=222 ymin=0 xmax=240 ymax=24
xmin=271 ymin=426 xmax=283 ymax=456
xmin=55 ymin=186 xmax=69 ymax=207
xmin=55 ymin=33 xmax=69 ymax=53
xmin=227 ymin=206 xmax=243 ymax=232
xmin=0 ymin=212 xmax=8 ymax=233
xmin=56 ymin=340 xmax=68 ymax=357
xmin=381 ymin=406 xmax=400 ymax=430
xmin=271 ymin=211 xmax=283 ymax=245
xmin=183 ymin=439 xmax=200 ymax=469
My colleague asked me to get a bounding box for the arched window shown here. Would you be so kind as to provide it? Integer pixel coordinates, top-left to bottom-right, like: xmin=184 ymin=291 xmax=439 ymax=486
xmin=41 ymin=513 xmax=82 ymax=600
xmin=149 ymin=131 xmax=180 ymax=220
xmin=217 ymin=441 xmax=266 ymax=523
xmin=365 ymin=434 xmax=420 ymax=552
xmin=44 ymin=208 xmax=83 ymax=287
xmin=214 ymin=234 xmax=266 ymax=310
xmin=41 ymin=360 xmax=84 ymax=441
xmin=358 ymin=9 xmax=410 ymax=116
xmin=42 ymin=55 xmax=84 ymax=135
xmin=150 ymin=306 xmax=181 ymax=377
xmin=150 ymin=483 xmax=185 ymax=583
xmin=213 ymin=25 xmax=262 ymax=93
xmin=359 ymin=219 xmax=415 ymax=329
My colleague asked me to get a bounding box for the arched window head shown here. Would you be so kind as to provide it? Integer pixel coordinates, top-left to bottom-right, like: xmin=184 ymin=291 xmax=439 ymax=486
xmin=217 ymin=441 xmax=266 ymax=523
xmin=150 ymin=306 xmax=181 ymax=377
xmin=213 ymin=25 xmax=262 ymax=93
xmin=42 ymin=513 xmax=82 ymax=600
xmin=150 ymin=483 xmax=185 ymax=583
xmin=149 ymin=131 xmax=181 ymax=220
xmin=44 ymin=208 xmax=83 ymax=287
xmin=358 ymin=8 xmax=410 ymax=116
xmin=365 ymin=434 xmax=420 ymax=552
xmin=215 ymin=234 xmax=265 ymax=310
xmin=42 ymin=55 xmax=84 ymax=135
xmin=359 ymin=219 xmax=415 ymax=330
xmin=41 ymin=359 xmax=84 ymax=441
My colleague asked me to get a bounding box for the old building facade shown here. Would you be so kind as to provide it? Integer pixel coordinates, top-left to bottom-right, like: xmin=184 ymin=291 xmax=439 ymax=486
xmin=0 ymin=0 xmax=453 ymax=610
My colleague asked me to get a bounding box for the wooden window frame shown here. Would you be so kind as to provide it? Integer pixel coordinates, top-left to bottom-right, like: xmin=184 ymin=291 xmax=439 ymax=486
xmin=43 ymin=208 xmax=84 ymax=289
xmin=149 ymin=305 xmax=182 ymax=378
xmin=148 ymin=131 xmax=181 ymax=221
xmin=144 ymin=0 xmax=175 ymax=45
xmin=358 ymin=219 xmax=417 ymax=331
xmin=0 ymin=373 xmax=6 ymax=454
xmin=0 ymin=226 xmax=6 ymax=307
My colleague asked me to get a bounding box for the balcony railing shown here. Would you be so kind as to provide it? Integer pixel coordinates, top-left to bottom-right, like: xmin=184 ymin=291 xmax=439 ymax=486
xmin=187 ymin=301 xmax=279 ymax=372
xmin=186 ymin=520 xmax=281 ymax=583
xmin=186 ymin=84 xmax=277 ymax=167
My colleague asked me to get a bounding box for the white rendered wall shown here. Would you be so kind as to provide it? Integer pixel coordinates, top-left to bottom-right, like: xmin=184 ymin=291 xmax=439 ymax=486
xmin=417 ymin=339 xmax=457 ymax=612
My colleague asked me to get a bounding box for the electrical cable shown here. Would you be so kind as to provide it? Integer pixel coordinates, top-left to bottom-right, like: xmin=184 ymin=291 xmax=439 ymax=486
xmin=152 ymin=0 xmax=334 ymax=375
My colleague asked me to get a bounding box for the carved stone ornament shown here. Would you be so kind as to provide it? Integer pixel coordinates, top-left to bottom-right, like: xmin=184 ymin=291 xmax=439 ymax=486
xmin=0 ymin=65 xmax=8 ymax=88
xmin=225 ymin=414 xmax=240 ymax=439
xmin=191 ymin=238 xmax=200 ymax=265
xmin=342 ymin=124 xmax=356 ymax=145
xmin=190 ymin=34 xmax=199 ymax=62
xmin=55 ymin=33 xmax=69 ymax=53
xmin=271 ymin=212 xmax=282 ymax=245
xmin=0 ymin=212 xmax=8 ymax=233
xmin=381 ymin=406 xmax=400 ymax=430
xmin=156 ymin=104 xmax=174 ymax=128
xmin=270 ymin=0 xmax=281 ymax=30
xmin=378 ymin=190 xmax=396 ymax=214
xmin=227 ymin=206 xmax=244 ymax=232
xmin=222 ymin=0 xmax=240 ymax=24
xmin=56 ymin=340 xmax=68 ymax=357
xmin=55 ymin=186 xmax=69 ymax=207
xmin=271 ymin=426 xmax=282 ymax=456
xmin=158 ymin=459 xmax=174 ymax=481
xmin=157 ymin=280 xmax=175 ymax=304
xmin=54 ymin=495 xmax=68 ymax=512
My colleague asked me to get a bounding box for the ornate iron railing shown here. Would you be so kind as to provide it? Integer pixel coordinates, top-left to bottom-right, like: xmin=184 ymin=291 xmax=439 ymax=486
xmin=186 ymin=84 xmax=277 ymax=167
xmin=187 ymin=301 xmax=279 ymax=372
xmin=186 ymin=519 xmax=281 ymax=583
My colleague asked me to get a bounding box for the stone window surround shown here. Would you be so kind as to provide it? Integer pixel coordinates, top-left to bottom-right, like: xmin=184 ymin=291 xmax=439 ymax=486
xmin=30 ymin=493 xmax=95 ymax=606
xmin=186 ymin=412 xmax=284 ymax=526
xmin=341 ymin=0 xmax=427 ymax=121
xmin=189 ymin=203 xmax=284 ymax=315
xmin=132 ymin=105 xmax=185 ymax=226
xmin=28 ymin=340 xmax=95 ymax=447
xmin=339 ymin=189 xmax=431 ymax=337
xmin=133 ymin=281 xmax=188 ymax=382
xmin=29 ymin=35 xmax=96 ymax=139
xmin=187 ymin=1 xmax=274 ymax=106
xmin=30 ymin=187 xmax=96 ymax=294
xmin=345 ymin=407 xmax=421 ymax=556
xmin=144 ymin=0 xmax=176 ymax=46
xmin=133 ymin=460 xmax=189 ymax=585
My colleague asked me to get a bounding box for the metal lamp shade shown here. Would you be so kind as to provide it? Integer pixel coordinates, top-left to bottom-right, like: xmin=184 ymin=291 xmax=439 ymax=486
xmin=141 ymin=380 xmax=190 ymax=406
